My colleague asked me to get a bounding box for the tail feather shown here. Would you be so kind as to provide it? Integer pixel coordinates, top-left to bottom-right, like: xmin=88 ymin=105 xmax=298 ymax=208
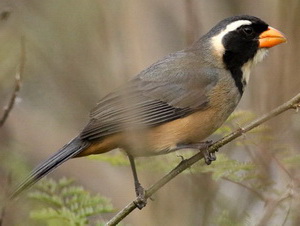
xmin=10 ymin=136 xmax=89 ymax=199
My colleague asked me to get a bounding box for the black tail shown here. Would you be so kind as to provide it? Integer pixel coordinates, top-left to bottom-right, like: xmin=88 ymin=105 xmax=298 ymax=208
xmin=10 ymin=136 xmax=90 ymax=199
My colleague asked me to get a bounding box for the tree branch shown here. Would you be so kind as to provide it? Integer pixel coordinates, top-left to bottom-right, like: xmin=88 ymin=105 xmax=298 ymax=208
xmin=0 ymin=37 xmax=26 ymax=127
xmin=106 ymin=92 xmax=300 ymax=226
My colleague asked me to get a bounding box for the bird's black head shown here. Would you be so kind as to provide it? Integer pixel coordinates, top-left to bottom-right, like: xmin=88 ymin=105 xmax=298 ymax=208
xmin=208 ymin=15 xmax=269 ymax=70
xmin=217 ymin=16 xmax=268 ymax=70
xmin=199 ymin=15 xmax=286 ymax=94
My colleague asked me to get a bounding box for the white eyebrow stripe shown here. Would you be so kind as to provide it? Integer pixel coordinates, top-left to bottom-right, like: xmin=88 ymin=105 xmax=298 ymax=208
xmin=211 ymin=20 xmax=252 ymax=58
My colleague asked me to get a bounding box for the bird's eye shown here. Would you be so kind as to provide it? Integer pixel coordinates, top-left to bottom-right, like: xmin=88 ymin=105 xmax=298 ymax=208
xmin=243 ymin=27 xmax=254 ymax=35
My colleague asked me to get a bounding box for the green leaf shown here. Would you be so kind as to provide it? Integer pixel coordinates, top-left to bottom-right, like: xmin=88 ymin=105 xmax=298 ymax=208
xmin=28 ymin=178 xmax=115 ymax=225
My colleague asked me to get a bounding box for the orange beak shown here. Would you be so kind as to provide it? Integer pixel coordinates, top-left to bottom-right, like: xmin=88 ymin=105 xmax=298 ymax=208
xmin=259 ymin=26 xmax=287 ymax=48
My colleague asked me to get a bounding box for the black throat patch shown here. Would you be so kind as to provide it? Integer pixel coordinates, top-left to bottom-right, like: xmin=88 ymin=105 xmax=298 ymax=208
xmin=226 ymin=65 xmax=244 ymax=95
xmin=223 ymin=44 xmax=258 ymax=95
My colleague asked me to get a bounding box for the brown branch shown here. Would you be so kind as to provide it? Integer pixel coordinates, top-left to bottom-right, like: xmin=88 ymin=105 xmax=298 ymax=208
xmin=0 ymin=37 xmax=26 ymax=127
xmin=106 ymin=92 xmax=300 ymax=226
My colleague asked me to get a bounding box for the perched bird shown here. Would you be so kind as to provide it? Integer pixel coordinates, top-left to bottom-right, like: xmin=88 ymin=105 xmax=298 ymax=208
xmin=11 ymin=15 xmax=286 ymax=208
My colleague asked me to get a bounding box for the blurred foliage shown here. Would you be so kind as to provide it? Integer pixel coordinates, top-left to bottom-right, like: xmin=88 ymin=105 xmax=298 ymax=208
xmin=283 ymin=154 xmax=300 ymax=168
xmin=28 ymin=178 xmax=115 ymax=226
xmin=89 ymin=151 xmax=129 ymax=167
xmin=195 ymin=153 xmax=256 ymax=182
xmin=214 ymin=210 xmax=244 ymax=226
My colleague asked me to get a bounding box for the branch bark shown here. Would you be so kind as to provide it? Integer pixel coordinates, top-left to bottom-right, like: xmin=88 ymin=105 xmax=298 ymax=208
xmin=106 ymin=92 xmax=300 ymax=226
xmin=0 ymin=37 xmax=26 ymax=127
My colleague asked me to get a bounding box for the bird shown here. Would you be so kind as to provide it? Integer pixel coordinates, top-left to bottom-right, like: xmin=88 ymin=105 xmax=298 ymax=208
xmin=11 ymin=15 xmax=286 ymax=208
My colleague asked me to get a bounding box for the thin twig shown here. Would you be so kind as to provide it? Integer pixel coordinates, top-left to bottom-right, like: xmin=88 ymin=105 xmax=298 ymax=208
xmin=106 ymin=92 xmax=300 ymax=226
xmin=272 ymin=155 xmax=294 ymax=180
xmin=257 ymin=194 xmax=292 ymax=226
xmin=0 ymin=37 xmax=26 ymax=127
xmin=221 ymin=177 xmax=266 ymax=201
xmin=281 ymin=189 xmax=293 ymax=226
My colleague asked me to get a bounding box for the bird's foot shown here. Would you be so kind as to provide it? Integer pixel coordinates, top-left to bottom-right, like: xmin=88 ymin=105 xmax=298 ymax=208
xmin=133 ymin=183 xmax=147 ymax=210
xmin=203 ymin=149 xmax=216 ymax=165
xmin=201 ymin=140 xmax=217 ymax=165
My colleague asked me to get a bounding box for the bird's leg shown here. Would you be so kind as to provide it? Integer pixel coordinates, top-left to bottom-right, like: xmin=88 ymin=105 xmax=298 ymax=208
xmin=174 ymin=141 xmax=217 ymax=165
xmin=127 ymin=154 xmax=147 ymax=209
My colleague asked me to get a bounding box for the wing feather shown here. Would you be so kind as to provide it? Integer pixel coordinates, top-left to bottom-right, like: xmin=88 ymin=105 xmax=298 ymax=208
xmin=80 ymin=51 xmax=220 ymax=141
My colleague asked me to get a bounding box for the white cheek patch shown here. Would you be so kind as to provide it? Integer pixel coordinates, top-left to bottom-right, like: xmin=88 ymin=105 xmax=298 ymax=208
xmin=211 ymin=20 xmax=252 ymax=58
xmin=253 ymin=48 xmax=269 ymax=65
xmin=241 ymin=48 xmax=268 ymax=85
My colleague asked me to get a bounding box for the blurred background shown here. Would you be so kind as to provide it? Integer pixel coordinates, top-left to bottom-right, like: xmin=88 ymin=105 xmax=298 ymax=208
xmin=0 ymin=0 xmax=300 ymax=225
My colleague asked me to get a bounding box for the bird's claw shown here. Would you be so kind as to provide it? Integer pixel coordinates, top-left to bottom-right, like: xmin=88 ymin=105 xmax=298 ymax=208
xmin=134 ymin=196 xmax=147 ymax=210
xmin=195 ymin=140 xmax=216 ymax=165
xmin=203 ymin=150 xmax=216 ymax=165
xmin=134 ymin=183 xmax=147 ymax=209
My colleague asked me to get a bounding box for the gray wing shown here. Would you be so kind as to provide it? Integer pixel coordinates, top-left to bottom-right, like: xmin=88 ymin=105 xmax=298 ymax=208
xmin=80 ymin=51 xmax=219 ymax=141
